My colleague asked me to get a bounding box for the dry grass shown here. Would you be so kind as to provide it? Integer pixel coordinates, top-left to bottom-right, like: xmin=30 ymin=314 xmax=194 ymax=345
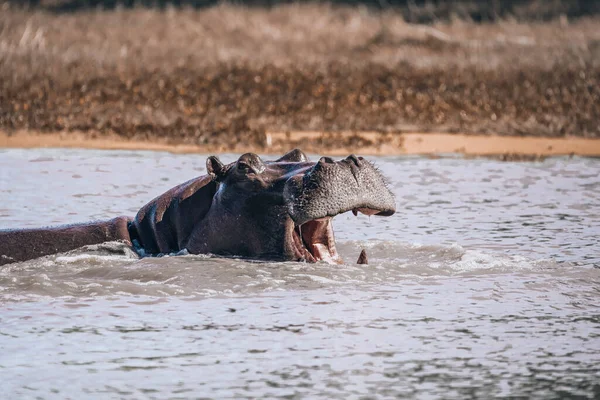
xmin=1 ymin=3 xmax=599 ymax=146
xmin=3 ymin=4 xmax=598 ymax=70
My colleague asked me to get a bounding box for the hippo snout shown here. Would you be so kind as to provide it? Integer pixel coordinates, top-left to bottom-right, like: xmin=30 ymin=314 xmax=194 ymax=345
xmin=284 ymin=155 xmax=396 ymax=225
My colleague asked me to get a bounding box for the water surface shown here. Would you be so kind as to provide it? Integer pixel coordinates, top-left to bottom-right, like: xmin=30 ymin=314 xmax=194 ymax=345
xmin=1 ymin=149 xmax=599 ymax=399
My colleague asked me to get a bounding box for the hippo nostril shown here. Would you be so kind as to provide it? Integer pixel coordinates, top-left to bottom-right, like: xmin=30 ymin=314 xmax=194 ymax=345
xmin=318 ymin=156 xmax=335 ymax=164
xmin=346 ymin=154 xmax=361 ymax=167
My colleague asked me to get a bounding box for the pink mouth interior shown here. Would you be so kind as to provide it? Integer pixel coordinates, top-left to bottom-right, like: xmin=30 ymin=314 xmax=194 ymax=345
xmin=291 ymin=208 xmax=381 ymax=264
xmin=292 ymin=217 xmax=340 ymax=264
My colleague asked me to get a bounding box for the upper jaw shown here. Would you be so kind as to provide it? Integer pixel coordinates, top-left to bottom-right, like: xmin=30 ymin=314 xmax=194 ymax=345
xmin=283 ymin=155 xmax=396 ymax=226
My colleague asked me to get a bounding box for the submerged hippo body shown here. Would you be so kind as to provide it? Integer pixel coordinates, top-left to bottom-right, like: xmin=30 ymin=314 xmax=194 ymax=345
xmin=0 ymin=150 xmax=395 ymax=266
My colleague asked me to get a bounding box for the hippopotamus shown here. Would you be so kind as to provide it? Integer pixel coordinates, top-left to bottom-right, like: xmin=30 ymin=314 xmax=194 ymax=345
xmin=0 ymin=149 xmax=395 ymax=266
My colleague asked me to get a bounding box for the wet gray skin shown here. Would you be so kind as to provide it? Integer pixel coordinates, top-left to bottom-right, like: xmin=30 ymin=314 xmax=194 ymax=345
xmin=0 ymin=149 xmax=395 ymax=265
xmin=138 ymin=149 xmax=396 ymax=264
xmin=284 ymin=154 xmax=395 ymax=225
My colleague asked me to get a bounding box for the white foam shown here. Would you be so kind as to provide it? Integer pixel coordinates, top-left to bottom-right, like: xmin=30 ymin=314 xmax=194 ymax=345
xmin=0 ymin=239 xmax=576 ymax=301
xmin=54 ymin=253 xmax=130 ymax=263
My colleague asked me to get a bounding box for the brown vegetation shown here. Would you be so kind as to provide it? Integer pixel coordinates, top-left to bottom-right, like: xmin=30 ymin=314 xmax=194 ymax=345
xmin=1 ymin=4 xmax=599 ymax=149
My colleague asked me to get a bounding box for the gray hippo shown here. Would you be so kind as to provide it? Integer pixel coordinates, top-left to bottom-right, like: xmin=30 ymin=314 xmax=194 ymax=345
xmin=0 ymin=150 xmax=395 ymax=266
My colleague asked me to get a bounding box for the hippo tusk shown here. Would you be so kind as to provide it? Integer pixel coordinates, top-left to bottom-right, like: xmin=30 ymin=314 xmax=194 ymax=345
xmin=356 ymin=249 xmax=368 ymax=265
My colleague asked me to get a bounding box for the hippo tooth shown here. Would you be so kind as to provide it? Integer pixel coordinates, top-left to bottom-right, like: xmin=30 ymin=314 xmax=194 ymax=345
xmin=356 ymin=249 xmax=368 ymax=265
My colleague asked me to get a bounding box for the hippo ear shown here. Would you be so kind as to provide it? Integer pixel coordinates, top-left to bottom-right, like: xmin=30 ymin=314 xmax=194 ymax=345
xmin=206 ymin=156 xmax=226 ymax=181
xmin=276 ymin=149 xmax=310 ymax=162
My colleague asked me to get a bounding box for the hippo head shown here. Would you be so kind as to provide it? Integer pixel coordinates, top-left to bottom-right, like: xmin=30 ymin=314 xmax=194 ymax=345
xmin=181 ymin=149 xmax=395 ymax=264
xmin=132 ymin=149 xmax=395 ymax=264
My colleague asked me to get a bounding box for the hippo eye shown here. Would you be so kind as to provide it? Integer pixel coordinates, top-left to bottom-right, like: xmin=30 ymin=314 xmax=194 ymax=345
xmin=237 ymin=162 xmax=251 ymax=173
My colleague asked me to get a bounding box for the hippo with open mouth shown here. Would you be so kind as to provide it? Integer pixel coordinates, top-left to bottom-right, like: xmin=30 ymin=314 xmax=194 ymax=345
xmin=0 ymin=149 xmax=395 ymax=266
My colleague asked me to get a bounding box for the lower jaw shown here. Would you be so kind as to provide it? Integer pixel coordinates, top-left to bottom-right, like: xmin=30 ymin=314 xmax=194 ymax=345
xmin=291 ymin=237 xmax=318 ymax=263
xmin=291 ymin=218 xmax=341 ymax=264
xmin=291 ymin=207 xmax=386 ymax=263
xmin=306 ymin=243 xmax=342 ymax=264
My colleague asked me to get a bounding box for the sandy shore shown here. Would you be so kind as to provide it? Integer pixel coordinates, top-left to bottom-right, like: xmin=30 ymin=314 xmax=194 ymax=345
xmin=2 ymin=130 xmax=599 ymax=158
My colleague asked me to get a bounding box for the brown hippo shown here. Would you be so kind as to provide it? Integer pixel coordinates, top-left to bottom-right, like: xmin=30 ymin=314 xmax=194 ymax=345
xmin=0 ymin=149 xmax=395 ymax=266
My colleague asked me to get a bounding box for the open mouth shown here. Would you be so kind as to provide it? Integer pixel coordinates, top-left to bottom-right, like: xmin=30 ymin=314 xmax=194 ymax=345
xmin=290 ymin=208 xmax=382 ymax=264
xmin=291 ymin=217 xmax=340 ymax=264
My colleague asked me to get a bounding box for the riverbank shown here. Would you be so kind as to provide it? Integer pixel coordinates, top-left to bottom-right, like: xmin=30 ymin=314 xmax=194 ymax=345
xmin=3 ymin=130 xmax=600 ymax=159
xmin=1 ymin=5 xmax=599 ymax=147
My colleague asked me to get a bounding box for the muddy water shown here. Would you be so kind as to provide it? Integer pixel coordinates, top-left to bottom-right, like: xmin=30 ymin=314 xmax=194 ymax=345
xmin=1 ymin=149 xmax=599 ymax=399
